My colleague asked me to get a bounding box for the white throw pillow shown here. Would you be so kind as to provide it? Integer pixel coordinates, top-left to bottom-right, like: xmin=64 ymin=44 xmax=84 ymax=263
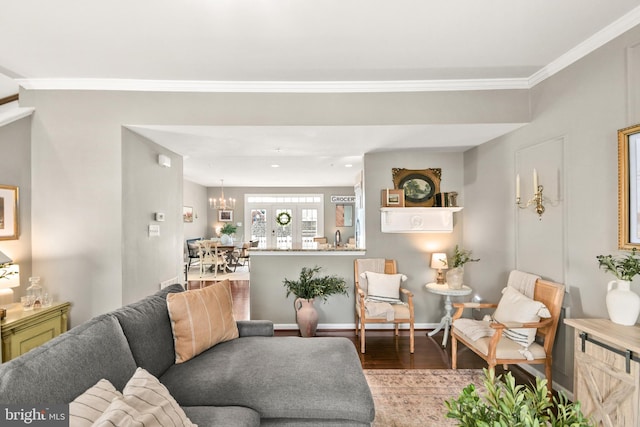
xmin=493 ymin=286 xmax=551 ymax=348
xmin=69 ymin=379 xmax=122 ymax=427
xmin=93 ymin=368 xmax=195 ymax=427
xmin=362 ymin=271 xmax=407 ymax=303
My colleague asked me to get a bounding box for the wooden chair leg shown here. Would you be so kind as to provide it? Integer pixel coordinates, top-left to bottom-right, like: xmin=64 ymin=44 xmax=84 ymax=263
xmin=409 ymin=322 xmax=414 ymax=354
xmin=394 ymin=324 xmax=399 ymax=336
xmin=451 ymin=335 xmax=458 ymax=369
xmin=360 ymin=323 xmax=366 ymax=353
xmin=354 ymin=314 xmax=359 ymax=336
xmin=545 ymin=359 xmax=553 ymax=395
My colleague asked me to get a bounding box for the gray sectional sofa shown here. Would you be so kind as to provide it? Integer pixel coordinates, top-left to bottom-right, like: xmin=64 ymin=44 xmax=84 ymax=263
xmin=0 ymin=284 xmax=375 ymax=426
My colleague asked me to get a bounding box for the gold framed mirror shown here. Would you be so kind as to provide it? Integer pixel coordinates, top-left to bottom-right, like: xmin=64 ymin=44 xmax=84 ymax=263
xmin=618 ymin=123 xmax=640 ymax=249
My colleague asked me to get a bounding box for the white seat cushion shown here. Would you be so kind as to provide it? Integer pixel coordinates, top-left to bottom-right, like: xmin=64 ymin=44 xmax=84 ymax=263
xmin=454 ymin=327 xmax=547 ymax=360
xmin=359 ymin=303 xmax=411 ymax=320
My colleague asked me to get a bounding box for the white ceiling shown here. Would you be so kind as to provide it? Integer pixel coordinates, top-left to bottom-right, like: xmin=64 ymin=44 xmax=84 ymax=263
xmin=3 ymin=1 xmax=640 ymax=186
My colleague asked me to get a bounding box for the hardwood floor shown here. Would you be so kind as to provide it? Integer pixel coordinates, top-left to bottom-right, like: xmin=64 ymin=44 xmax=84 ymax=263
xmin=187 ymin=278 xmax=536 ymax=386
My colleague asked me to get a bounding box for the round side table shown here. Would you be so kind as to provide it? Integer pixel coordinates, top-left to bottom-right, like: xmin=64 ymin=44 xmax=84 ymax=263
xmin=425 ymin=282 xmax=472 ymax=347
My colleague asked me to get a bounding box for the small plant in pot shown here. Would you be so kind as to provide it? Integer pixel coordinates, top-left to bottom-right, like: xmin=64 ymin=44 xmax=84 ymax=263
xmin=219 ymin=223 xmax=237 ymax=245
xmin=445 ymin=368 xmax=593 ymax=426
xmin=446 ymin=245 xmax=480 ymax=289
xmin=283 ymin=266 xmax=348 ymax=337
xmin=597 ymin=248 xmax=640 ymax=325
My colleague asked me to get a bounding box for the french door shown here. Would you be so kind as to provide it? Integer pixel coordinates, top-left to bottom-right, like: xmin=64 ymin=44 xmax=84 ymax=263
xmin=246 ymin=195 xmax=324 ymax=249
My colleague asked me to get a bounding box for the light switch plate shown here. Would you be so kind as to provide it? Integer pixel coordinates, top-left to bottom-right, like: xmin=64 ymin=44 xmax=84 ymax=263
xmin=149 ymin=224 xmax=160 ymax=237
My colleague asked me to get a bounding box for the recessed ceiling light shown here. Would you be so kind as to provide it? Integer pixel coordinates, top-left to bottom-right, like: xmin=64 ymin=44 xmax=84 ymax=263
xmin=271 ymin=164 xmax=280 ymax=168
xmin=345 ymin=164 xmax=353 ymax=168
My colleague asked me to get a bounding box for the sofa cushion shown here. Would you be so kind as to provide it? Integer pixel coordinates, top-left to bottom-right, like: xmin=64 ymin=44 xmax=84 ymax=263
xmin=160 ymin=336 xmax=375 ymax=425
xmin=94 ymin=368 xmax=195 ymax=427
xmin=69 ymin=379 xmax=122 ymax=427
xmin=183 ymin=406 xmax=260 ymax=427
xmin=167 ymin=280 xmax=239 ymax=364
xmin=0 ymin=314 xmax=137 ymax=404
xmin=113 ymin=284 xmax=184 ymax=377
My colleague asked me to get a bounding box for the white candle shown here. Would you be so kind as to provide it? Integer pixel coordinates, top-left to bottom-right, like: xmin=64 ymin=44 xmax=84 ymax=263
xmin=516 ymin=174 xmax=520 ymax=199
xmin=533 ymin=169 xmax=538 ymax=192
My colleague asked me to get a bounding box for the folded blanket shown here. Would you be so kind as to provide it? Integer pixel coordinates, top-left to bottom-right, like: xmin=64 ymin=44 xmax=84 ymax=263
xmin=453 ymin=318 xmax=495 ymax=341
xmin=364 ymin=299 xmax=395 ymax=321
xmin=507 ymin=270 xmax=540 ymax=298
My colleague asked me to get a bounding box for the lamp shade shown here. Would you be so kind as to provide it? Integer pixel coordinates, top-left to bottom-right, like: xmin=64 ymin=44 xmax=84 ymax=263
xmin=0 ymin=249 xmax=12 ymax=265
xmin=0 ymin=264 xmax=19 ymax=289
xmin=430 ymin=253 xmax=448 ymax=270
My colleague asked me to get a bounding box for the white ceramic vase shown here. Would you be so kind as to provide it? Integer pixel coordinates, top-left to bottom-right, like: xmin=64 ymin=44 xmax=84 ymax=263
xmin=446 ymin=267 xmax=464 ymax=290
xmin=221 ymin=234 xmax=233 ymax=246
xmin=606 ymin=279 xmax=640 ymax=326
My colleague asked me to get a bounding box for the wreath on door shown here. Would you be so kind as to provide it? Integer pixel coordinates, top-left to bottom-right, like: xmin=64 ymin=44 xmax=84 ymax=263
xmin=276 ymin=212 xmax=292 ymax=226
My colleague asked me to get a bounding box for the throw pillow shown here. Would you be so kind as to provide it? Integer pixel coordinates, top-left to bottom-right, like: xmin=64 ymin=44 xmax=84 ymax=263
xmin=493 ymin=286 xmax=551 ymax=348
xmin=69 ymin=379 xmax=122 ymax=427
xmin=362 ymin=271 xmax=407 ymax=303
xmin=167 ymin=279 xmax=239 ymax=364
xmin=93 ymin=368 xmax=195 ymax=427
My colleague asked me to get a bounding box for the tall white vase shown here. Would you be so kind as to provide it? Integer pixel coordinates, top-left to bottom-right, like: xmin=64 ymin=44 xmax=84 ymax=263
xmin=607 ymin=280 xmax=640 ymax=326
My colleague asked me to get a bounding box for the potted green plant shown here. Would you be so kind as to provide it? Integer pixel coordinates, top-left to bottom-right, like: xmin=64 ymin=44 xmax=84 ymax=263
xmin=597 ymin=249 xmax=640 ymax=325
xmin=219 ymin=223 xmax=237 ymax=245
xmin=445 ymin=368 xmax=593 ymax=426
xmin=283 ymin=266 xmax=348 ymax=337
xmin=447 ymin=245 xmax=480 ymax=289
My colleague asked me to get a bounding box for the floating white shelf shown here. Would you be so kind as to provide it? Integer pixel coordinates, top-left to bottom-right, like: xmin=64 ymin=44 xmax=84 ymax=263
xmin=380 ymin=207 xmax=463 ymax=233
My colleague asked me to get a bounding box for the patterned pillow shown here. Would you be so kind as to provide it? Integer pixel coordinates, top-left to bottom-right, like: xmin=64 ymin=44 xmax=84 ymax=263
xmin=166 ymin=279 xmax=239 ymax=363
xmin=493 ymin=286 xmax=551 ymax=348
xmin=93 ymin=368 xmax=195 ymax=427
xmin=69 ymin=379 xmax=122 ymax=427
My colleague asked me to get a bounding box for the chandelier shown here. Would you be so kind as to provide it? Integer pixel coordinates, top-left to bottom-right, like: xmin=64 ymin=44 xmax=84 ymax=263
xmin=209 ymin=179 xmax=235 ymax=210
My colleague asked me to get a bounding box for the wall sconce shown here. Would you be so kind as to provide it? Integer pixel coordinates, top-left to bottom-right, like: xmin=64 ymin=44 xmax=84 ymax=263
xmin=516 ymin=169 xmax=545 ymax=219
xmin=430 ymin=253 xmax=448 ymax=285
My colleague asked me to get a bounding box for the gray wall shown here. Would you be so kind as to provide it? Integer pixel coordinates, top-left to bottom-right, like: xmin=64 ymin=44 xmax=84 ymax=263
xmin=122 ymin=129 xmax=183 ymax=304
xmin=17 ymin=89 xmax=525 ymax=327
xmin=463 ymin=24 xmax=640 ymax=391
xmin=0 ymin=116 xmax=32 ymax=298
xmin=183 ymin=180 xmax=209 ymax=241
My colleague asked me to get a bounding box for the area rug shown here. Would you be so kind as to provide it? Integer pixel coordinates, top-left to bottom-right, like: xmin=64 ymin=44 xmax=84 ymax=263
xmin=363 ymin=369 xmax=485 ymax=427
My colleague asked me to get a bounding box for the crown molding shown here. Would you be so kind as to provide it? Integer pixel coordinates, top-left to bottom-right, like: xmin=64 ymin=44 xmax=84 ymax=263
xmin=16 ymin=77 xmax=530 ymax=93
xmin=14 ymin=6 xmax=640 ymax=94
xmin=529 ymin=5 xmax=640 ymax=87
xmin=0 ymin=102 xmax=34 ymax=128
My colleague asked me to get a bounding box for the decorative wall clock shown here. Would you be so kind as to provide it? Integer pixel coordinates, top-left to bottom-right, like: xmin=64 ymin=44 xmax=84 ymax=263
xmin=392 ymin=168 xmax=441 ymax=207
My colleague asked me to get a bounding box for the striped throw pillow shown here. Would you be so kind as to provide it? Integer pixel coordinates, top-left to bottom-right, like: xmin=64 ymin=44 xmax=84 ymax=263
xmin=166 ymin=279 xmax=239 ymax=364
xmin=493 ymin=286 xmax=551 ymax=348
xmin=69 ymin=379 xmax=122 ymax=427
xmin=93 ymin=368 xmax=194 ymax=427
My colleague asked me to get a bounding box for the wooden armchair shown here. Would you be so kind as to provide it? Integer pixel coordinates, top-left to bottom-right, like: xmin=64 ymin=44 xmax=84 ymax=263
xmin=354 ymin=259 xmax=415 ymax=353
xmin=451 ymin=278 xmax=565 ymax=392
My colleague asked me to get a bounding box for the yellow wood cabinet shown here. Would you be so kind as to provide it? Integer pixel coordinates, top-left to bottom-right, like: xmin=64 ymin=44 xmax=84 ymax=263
xmin=1 ymin=301 xmax=70 ymax=363
xmin=564 ymin=318 xmax=640 ymax=426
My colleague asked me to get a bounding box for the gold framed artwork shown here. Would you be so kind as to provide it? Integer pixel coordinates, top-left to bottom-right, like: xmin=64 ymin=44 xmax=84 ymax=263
xmin=618 ymin=124 xmax=640 ymax=249
xmin=392 ymin=168 xmax=441 ymax=207
xmin=0 ymin=185 xmax=18 ymax=240
xmin=381 ymin=189 xmax=405 ymax=207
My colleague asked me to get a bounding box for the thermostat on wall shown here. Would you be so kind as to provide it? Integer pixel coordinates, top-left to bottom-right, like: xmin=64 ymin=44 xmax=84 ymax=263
xmin=155 ymin=212 xmax=165 ymax=222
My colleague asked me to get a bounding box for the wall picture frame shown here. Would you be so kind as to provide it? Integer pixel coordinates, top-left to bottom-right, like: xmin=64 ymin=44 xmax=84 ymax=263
xmin=381 ymin=189 xmax=405 ymax=207
xmin=219 ymin=210 xmax=233 ymax=222
xmin=0 ymin=185 xmax=19 ymax=240
xmin=183 ymin=206 xmax=194 ymax=223
xmin=392 ymin=168 xmax=441 ymax=207
xmin=618 ymin=123 xmax=640 ymax=249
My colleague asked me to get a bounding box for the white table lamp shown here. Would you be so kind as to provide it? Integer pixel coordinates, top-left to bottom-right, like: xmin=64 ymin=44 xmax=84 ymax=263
xmin=430 ymin=253 xmax=448 ymax=285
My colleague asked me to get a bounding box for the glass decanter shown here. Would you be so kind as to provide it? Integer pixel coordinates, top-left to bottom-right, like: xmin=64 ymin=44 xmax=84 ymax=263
xmin=27 ymin=276 xmax=43 ymax=309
